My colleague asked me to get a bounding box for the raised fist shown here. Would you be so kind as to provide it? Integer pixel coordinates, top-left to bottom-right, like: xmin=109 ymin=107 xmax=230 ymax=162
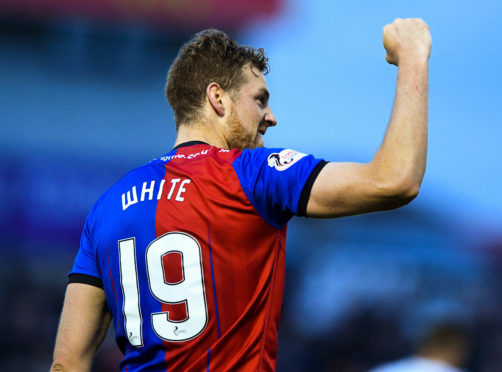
xmin=383 ymin=18 xmax=431 ymax=66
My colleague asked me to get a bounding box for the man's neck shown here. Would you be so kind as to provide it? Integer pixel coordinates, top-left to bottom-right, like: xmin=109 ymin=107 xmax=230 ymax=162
xmin=174 ymin=122 xmax=229 ymax=149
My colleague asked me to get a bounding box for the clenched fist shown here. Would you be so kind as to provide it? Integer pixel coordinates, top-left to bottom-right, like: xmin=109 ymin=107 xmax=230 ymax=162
xmin=383 ymin=18 xmax=431 ymax=66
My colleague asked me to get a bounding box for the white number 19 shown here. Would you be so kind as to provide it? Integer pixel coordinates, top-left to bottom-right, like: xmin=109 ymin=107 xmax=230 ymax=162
xmin=118 ymin=232 xmax=208 ymax=346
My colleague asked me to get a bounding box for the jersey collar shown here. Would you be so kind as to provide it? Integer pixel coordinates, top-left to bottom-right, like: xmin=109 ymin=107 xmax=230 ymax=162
xmin=172 ymin=141 xmax=210 ymax=150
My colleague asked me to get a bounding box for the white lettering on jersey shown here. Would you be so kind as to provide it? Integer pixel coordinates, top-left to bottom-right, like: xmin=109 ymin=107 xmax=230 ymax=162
xmin=175 ymin=179 xmax=191 ymax=202
xmin=157 ymin=179 xmax=166 ymax=200
xmin=121 ymin=177 xmax=192 ymax=211
xmin=267 ymin=149 xmax=307 ymax=171
xmin=141 ymin=181 xmax=155 ymax=201
xmin=160 ymin=149 xmax=209 ymax=162
xmin=167 ymin=179 xmax=181 ymax=200
xmin=187 ymin=149 xmax=209 ymax=159
xmin=122 ymin=186 xmax=138 ymax=210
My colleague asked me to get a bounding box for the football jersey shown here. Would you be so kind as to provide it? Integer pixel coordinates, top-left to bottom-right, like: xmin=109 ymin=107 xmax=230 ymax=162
xmin=69 ymin=142 xmax=326 ymax=372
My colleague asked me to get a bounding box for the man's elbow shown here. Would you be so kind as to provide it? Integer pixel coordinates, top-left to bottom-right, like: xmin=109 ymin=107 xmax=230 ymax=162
xmin=50 ymin=362 xmax=66 ymax=372
xmin=397 ymin=182 xmax=420 ymax=205
xmin=50 ymin=354 xmax=90 ymax=372
xmin=381 ymin=177 xmax=421 ymax=209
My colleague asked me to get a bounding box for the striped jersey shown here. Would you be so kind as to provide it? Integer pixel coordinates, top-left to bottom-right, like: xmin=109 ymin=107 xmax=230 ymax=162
xmin=69 ymin=142 xmax=325 ymax=371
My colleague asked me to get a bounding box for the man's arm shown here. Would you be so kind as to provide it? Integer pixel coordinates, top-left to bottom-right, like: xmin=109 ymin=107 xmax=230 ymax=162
xmin=50 ymin=283 xmax=111 ymax=372
xmin=307 ymin=18 xmax=431 ymax=218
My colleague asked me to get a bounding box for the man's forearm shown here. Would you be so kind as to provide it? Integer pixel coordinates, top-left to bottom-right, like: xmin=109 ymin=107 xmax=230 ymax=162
xmin=370 ymin=18 xmax=431 ymax=198
xmin=372 ymin=58 xmax=429 ymax=194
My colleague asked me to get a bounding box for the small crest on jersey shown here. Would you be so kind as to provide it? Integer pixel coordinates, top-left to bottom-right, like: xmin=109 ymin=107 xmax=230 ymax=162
xmin=267 ymin=149 xmax=307 ymax=171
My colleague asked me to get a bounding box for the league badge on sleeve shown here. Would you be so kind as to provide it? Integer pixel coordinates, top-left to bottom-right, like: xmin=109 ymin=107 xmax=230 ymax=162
xmin=267 ymin=149 xmax=307 ymax=171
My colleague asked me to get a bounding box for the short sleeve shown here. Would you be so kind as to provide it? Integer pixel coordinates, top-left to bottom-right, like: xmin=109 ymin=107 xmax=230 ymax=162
xmin=232 ymin=148 xmax=326 ymax=229
xmin=69 ymin=204 xmax=102 ymax=281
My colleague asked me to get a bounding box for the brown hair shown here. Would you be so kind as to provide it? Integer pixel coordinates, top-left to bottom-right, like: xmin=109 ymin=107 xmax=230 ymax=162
xmin=165 ymin=29 xmax=269 ymax=128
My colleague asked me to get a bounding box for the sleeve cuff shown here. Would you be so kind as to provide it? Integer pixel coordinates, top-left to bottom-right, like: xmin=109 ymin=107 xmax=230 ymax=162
xmin=68 ymin=273 xmax=104 ymax=289
xmin=297 ymin=160 xmax=328 ymax=216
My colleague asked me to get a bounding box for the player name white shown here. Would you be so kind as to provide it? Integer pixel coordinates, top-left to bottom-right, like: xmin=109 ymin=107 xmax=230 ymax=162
xmin=122 ymin=177 xmax=191 ymax=211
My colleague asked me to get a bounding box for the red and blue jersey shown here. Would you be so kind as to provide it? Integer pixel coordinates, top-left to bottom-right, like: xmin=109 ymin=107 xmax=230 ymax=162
xmin=69 ymin=142 xmax=326 ymax=371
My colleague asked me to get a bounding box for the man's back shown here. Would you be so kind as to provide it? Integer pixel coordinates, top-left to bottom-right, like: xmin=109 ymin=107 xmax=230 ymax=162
xmin=70 ymin=142 xmax=323 ymax=371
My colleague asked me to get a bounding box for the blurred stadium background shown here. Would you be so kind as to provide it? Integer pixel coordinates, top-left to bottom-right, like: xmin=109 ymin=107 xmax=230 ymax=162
xmin=1 ymin=0 xmax=501 ymax=371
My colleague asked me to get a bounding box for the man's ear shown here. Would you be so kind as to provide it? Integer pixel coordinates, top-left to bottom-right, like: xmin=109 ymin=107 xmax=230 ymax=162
xmin=206 ymin=83 xmax=225 ymax=117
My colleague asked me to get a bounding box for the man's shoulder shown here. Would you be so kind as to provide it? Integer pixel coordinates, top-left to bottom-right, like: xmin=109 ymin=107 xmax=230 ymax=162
xmin=234 ymin=147 xmax=311 ymax=172
xmin=85 ymin=159 xmax=167 ymax=217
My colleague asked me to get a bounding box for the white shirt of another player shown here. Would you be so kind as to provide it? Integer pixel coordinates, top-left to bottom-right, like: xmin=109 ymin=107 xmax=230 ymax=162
xmin=368 ymin=356 xmax=468 ymax=372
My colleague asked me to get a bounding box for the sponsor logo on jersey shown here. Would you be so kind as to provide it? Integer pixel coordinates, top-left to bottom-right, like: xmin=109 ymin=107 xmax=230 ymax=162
xmin=267 ymin=149 xmax=307 ymax=171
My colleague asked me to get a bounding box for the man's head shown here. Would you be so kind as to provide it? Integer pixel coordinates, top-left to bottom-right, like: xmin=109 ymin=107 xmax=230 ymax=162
xmin=166 ymin=29 xmax=277 ymax=150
